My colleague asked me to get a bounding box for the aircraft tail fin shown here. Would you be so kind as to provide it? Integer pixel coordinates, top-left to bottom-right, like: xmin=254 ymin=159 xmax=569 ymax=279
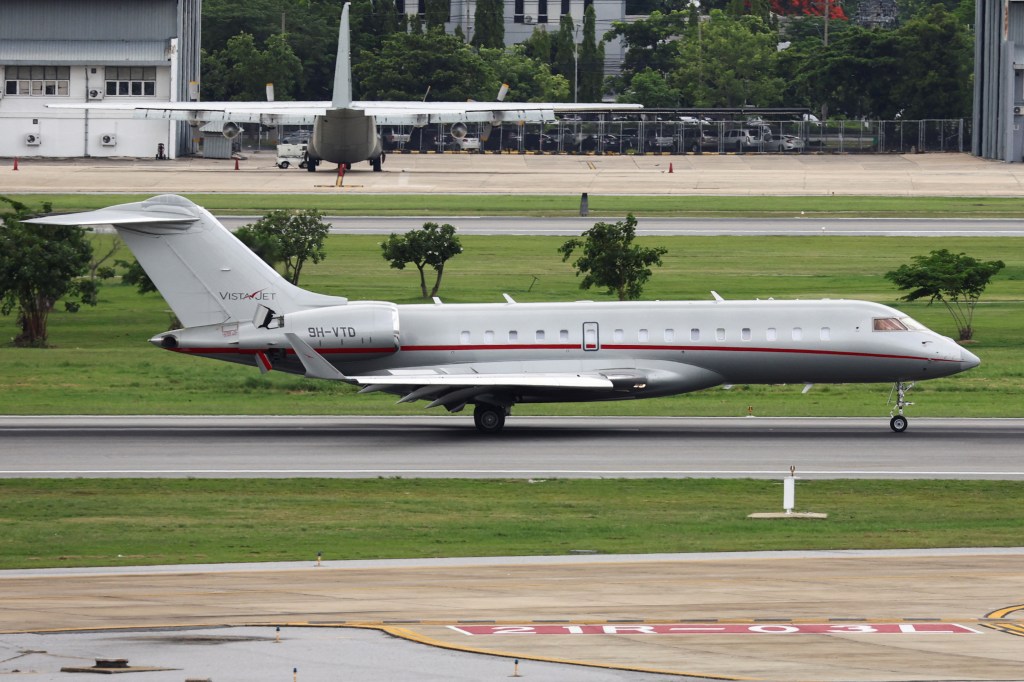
xmin=332 ymin=2 xmax=354 ymax=108
xmin=27 ymin=195 xmax=347 ymax=328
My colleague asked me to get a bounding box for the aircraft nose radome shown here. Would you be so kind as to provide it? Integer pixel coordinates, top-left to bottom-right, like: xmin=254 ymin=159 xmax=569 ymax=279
xmin=960 ymin=347 xmax=981 ymax=370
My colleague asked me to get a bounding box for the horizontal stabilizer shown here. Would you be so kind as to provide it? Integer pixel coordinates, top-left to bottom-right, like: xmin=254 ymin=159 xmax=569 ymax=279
xmin=25 ymin=203 xmax=198 ymax=228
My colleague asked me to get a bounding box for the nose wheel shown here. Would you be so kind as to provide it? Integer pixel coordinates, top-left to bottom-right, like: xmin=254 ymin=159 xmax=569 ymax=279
xmin=887 ymin=381 xmax=914 ymax=433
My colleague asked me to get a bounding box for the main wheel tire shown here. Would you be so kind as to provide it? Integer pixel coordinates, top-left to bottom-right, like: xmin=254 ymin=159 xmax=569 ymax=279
xmin=890 ymin=415 xmax=908 ymax=433
xmin=372 ymin=156 xmax=382 ymax=172
xmin=278 ymin=161 xmax=290 ymax=169
xmin=473 ymin=405 xmax=506 ymax=434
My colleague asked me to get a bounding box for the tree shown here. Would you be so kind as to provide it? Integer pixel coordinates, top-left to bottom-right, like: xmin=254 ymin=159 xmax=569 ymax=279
xmin=381 ymin=223 xmax=462 ymax=298
xmin=577 ymin=5 xmax=605 ymax=102
xmin=558 ymin=215 xmax=667 ymax=301
xmin=671 ymin=10 xmax=785 ymax=107
xmin=354 ymin=31 xmax=492 ymax=101
xmin=885 ymin=249 xmax=1005 ymax=341
xmin=472 ymin=0 xmax=505 ymax=49
xmin=201 ymin=31 xmax=304 ymax=101
xmin=236 ymin=210 xmax=330 ymax=286
xmin=617 ymin=67 xmax=681 ymax=107
xmin=0 ymin=197 xmax=98 ymax=347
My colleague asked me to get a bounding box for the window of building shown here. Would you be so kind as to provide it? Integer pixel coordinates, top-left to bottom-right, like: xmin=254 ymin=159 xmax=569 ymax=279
xmin=766 ymin=327 xmax=777 ymax=342
xmin=514 ymin=0 xmax=525 ymax=22
xmin=460 ymin=330 xmax=471 ymax=344
xmin=105 ymin=66 xmax=157 ymax=97
xmin=716 ymin=328 xmax=726 ymax=341
xmin=664 ymin=328 xmax=675 ymax=342
xmin=538 ymin=0 xmax=549 ymax=22
xmin=4 ymin=65 xmax=70 ymax=96
xmin=584 ymin=0 xmax=593 ymax=10
xmin=690 ymin=328 xmax=700 ymax=342
xmin=638 ymin=328 xmax=649 ymax=342
xmin=741 ymin=327 xmax=751 ymax=341
xmin=561 ymin=0 xmax=570 ymax=14
xmin=792 ymin=327 xmax=803 ymax=341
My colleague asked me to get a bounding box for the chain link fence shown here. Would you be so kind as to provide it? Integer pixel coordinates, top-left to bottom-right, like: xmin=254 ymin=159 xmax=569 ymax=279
xmin=382 ymin=118 xmax=967 ymax=156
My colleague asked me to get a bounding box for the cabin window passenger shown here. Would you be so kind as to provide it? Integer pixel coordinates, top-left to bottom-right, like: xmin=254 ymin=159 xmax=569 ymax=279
xmin=559 ymin=329 xmax=569 ymax=342
xmin=638 ymin=329 xmax=649 ymax=342
xmin=741 ymin=328 xmax=751 ymax=341
xmin=664 ymin=328 xmax=675 ymax=342
xmin=535 ymin=330 xmax=545 ymax=342
xmin=613 ymin=328 xmax=624 ymax=342
xmin=460 ymin=331 xmax=470 ymax=345
xmin=509 ymin=330 xmax=519 ymax=343
xmin=484 ymin=330 xmax=494 ymax=344
xmin=766 ymin=327 xmax=777 ymax=341
xmin=690 ymin=328 xmax=700 ymax=341
xmin=716 ymin=328 xmax=726 ymax=341
xmin=820 ymin=327 xmax=831 ymax=341
xmin=792 ymin=327 xmax=803 ymax=341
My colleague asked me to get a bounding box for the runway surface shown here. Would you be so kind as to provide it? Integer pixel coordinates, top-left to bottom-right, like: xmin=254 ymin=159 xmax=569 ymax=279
xmin=1 ymin=416 xmax=1022 ymax=479
xmin=219 ymin=215 xmax=1024 ymax=237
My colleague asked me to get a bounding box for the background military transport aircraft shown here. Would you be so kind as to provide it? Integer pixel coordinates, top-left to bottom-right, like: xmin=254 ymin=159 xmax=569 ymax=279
xmin=45 ymin=3 xmax=641 ymax=172
xmin=28 ymin=195 xmax=981 ymax=433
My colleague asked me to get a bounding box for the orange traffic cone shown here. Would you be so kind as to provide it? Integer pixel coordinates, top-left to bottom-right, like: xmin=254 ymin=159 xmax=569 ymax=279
xmin=12 ymin=157 xmax=19 ymax=171
xmin=234 ymin=158 xmax=239 ymax=170
xmin=668 ymin=162 xmax=673 ymax=174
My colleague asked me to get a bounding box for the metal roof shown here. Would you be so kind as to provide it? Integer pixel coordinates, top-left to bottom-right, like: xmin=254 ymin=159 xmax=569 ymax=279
xmin=0 ymin=39 xmax=170 ymax=66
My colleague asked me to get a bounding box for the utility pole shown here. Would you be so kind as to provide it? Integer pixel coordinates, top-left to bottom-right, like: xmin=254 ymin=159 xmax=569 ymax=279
xmin=823 ymin=0 xmax=830 ymax=47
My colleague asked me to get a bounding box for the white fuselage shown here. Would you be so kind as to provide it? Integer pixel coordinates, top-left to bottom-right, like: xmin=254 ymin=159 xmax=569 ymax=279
xmin=168 ymin=298 xmax=977 ymax=404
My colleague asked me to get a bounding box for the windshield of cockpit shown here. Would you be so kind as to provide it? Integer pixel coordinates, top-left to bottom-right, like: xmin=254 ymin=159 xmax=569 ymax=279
xmin=873 ymin=317 xmax=927 ymax=332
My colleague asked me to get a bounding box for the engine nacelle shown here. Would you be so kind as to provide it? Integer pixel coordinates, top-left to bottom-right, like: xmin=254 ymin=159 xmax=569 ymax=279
xmin=450 ymin=122 xmax=468 ymax=140
xmin=222 ymin=122 xmax=242 ymax=139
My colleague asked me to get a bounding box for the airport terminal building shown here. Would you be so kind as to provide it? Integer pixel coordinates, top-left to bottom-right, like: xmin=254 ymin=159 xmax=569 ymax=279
xmin=0 ymin=0 xmax=200 ymax=159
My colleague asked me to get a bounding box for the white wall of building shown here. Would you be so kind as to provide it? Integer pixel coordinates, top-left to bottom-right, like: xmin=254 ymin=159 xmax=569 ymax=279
xmin=1 ymin=65 xmax=175 ymax=159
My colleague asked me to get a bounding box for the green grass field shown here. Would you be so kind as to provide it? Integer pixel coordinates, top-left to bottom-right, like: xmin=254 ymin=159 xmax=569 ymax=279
xmin=1 ymin=232 xmax=1020 ymax=417
xmin=8 ymin=193 xmax=1024 ymax=217
xmin=0 ymin=479 xmax=1020 ymax=569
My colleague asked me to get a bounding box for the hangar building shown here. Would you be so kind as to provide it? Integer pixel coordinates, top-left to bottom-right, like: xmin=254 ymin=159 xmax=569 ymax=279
xmin=0 ymin=0 xmax=201 ymax=159
xmin=975 ymin=0 xmax=1024 ymax=162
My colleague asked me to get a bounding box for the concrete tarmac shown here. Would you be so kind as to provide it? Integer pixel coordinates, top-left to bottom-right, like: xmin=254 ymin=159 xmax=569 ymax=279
xmin=2 ymin=550 xmax=1023 ymax=681
xmin=5 ymin=152 xmax=1024 ymax=196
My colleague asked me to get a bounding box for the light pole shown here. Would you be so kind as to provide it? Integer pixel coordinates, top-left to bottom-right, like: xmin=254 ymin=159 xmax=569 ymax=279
xmin=573 ymin=23 xmax=580 ymax=104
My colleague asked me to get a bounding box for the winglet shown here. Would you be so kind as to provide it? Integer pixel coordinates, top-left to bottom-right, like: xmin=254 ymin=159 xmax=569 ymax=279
xmin=332 ymin=2 xmax=353 ymax=108
xmin=284 ymin=333 xmax=347 ymax=381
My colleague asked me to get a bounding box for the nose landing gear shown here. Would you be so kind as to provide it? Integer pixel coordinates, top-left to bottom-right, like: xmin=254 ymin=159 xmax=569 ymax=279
xmin=887 ymin=381 xmax=914 ymax=432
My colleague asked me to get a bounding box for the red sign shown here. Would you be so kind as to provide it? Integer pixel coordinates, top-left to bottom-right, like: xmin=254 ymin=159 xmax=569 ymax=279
xmin=448 ymin=623 xmax=981 ymax=636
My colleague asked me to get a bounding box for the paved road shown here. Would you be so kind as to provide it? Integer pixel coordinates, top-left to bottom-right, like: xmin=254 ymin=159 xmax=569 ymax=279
xmin=218 ymin=215 xmax=1024 ymax=236
xmin=2 ymin=416 xmax=1021 ymax=479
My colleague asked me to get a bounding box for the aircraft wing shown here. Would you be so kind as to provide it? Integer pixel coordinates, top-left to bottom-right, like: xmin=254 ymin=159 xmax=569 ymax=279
xmin=45 ymin=100 xmax=640 ymax=126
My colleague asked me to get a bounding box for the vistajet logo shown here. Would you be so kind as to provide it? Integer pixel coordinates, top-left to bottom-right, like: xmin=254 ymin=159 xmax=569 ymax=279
xmin=219 ymin=289 xmax=277 ymax=301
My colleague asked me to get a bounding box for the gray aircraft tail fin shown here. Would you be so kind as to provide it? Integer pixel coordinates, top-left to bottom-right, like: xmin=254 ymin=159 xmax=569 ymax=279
xmin=27 ymin=195 xmax=347 ymax=328
xmin=332 ymin=2 xmax=354 ymax=108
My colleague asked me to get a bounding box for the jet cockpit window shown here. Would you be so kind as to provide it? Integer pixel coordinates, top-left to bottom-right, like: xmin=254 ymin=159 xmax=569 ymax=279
xmin=873 ymin=317 xmax=909 ymax=331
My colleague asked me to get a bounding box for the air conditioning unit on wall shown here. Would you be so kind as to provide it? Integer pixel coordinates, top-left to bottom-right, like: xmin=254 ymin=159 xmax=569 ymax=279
xmin=89 ymin=88 xmax=104 ymax=100
xmin=25 ymin=133 xmax=41 ymax=146
xmin=1015 ymin=105 xmax=1023 ymax=115
xmin=101 ymin=134 xmax=117 ymax=146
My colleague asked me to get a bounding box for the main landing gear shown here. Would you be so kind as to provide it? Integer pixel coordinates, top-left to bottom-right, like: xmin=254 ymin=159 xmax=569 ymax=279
xmin=888 ymin=381 xmax=914 ymax=433
xmin=473 ymin=403 xmax=507 ymax=434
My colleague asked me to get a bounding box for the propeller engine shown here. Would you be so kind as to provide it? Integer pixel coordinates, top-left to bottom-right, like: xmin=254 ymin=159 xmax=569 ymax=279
xmin=449 ymin=122 xmax=468 ymax=140
xmin=222 ymin=122 xmax=242 ymax=140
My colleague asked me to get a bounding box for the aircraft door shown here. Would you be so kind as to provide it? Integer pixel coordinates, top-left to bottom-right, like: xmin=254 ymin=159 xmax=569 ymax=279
xmin=582 ymin=322 xmax=600 ymax=351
